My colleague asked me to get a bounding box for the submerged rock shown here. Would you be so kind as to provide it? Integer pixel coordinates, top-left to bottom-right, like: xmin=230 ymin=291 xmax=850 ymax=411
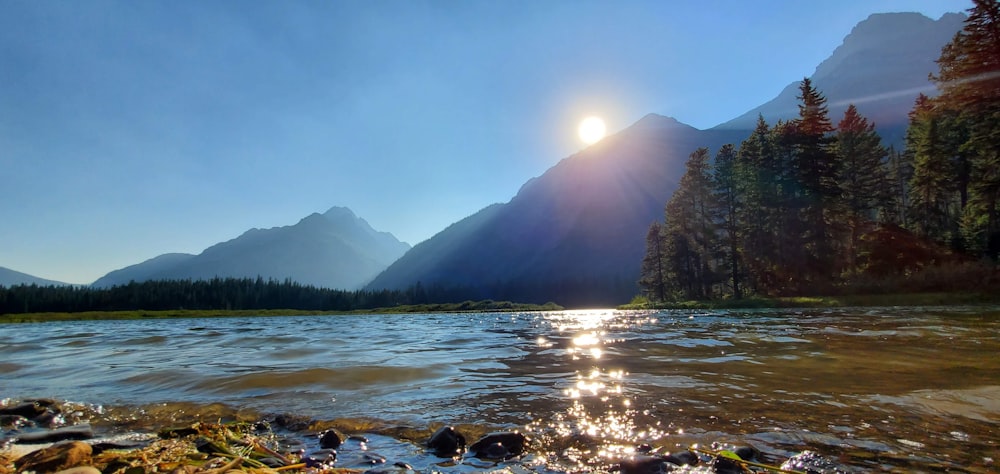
xmin=14 ymin=440 xmax=92 ymax=473
xmin=468 ymin=431 xmax=527 ymax=459
xmin=780 ymin=450 xmax=842 ymax=473
xmin=619 ymin=454 xmax=670 ymax=474
xmin=426 ymin=426 xmax=465 ymax=457
xmin=15 ymin=424 xmax=95 ymax=444
xmin=319 ymin=429 xmax=343 ymax=449
xmin=663 ymin=450 xmax=698 ymax=466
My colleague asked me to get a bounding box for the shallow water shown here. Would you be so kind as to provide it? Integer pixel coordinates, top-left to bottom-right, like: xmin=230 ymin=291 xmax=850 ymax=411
xmin=2 ymin=307 xmax=999 ymax=471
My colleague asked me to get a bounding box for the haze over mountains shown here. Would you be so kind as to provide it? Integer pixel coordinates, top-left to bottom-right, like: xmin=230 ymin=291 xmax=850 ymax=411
xmin=91 ymin=207 xmax=409 ymax=290
xmin=4 ymin=12 xmax=964 ymax=304
xmin=367 ymin=12 xmax=965 ymax=306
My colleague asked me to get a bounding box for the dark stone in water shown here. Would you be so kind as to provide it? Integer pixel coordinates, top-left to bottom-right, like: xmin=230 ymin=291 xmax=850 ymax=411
xmin=780 ymin=450 xmax=841 ymax=474
xmin=0 ymin=402 xmax=47 ymax=419
xmin=734 ymin=445 xmax=760 ymax=461
xmin=663 ymin=450 xmax=698 ymax=466
xmin=257 ymin=457 xmax=287 ymax=468
xmin=468 ymin=431 xmax=527 ymax=459
xmin=90 ymin=439 xmax=153 ymax=455
xmin=362 ymin=452 xmax=387 ymax=464
xmin=426 ymin=426 xmax=466 ymax=457
xmin=348 ymin=434 xmax=369 ymax=443
xmin=319 ymin=429 xmax=343 ymax=449
xmin=619 ymin=455 xmax=670 ymax=474
xmin=158 ymin=426 xmax=199 ymax=438
xmin=309 ymin=448 xmax=337 ymax=464
xmin=15 ymin=424 xmax=95 ymax=444
xmin=195 ymin=437 xmax=233 ymax=456
xmin=14 ymin=440 xmax=92 ymax=473
xmin=712 ymin=455 xmax=745 ymax=474
xmin=303 ymin=450 xmax=337 ymax=469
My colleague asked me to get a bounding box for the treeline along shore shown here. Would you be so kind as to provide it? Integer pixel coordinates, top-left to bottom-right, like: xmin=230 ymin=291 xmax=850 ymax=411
xmin=0 ymin=277 xmax=562 ymax=321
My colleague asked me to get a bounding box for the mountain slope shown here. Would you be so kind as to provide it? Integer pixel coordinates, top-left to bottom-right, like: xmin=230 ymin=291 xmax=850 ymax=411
xmin=368 ymin=115 xmax=746 ymax=305
xmin=92 ymin=207 xmax=410 ymax=289
xmin=714 ymin=12 xmax=965 ymax=144
xmin=367 ymin=12 xmax=965 ymax=306
xmin=0 ymin=266 xmax=69 ymax=287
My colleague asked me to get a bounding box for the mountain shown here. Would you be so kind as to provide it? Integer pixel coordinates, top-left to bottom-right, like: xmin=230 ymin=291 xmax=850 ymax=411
xmin=367 ymin=12 xmax=965 ymax=306
xmin=0 ymin=266 xmax=69 ymax=287
xmin=714 ymin=12 xmax=966 ymax=144
xmin=368 ymin=115 xmax=746 ymax=306
xmin=92 ymin=207 xmax=410 ymax=289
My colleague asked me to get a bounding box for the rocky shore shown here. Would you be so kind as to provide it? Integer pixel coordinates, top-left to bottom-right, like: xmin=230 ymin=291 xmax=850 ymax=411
xmin=2 ymin=399 xmax=847 ymax=474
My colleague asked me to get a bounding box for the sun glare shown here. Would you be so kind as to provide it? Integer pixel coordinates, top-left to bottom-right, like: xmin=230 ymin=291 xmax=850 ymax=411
xmin=578 ymin=116 xmax=606 ymax=145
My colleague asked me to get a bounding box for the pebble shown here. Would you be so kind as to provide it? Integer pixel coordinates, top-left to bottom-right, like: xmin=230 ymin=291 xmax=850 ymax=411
xmin=319 ymin=429 xmax=343 ymax=449
xmin=15 ymin=424 xmax=95 ymax=444
xmin=14 ymin=440 xmax=92 ymax=473
xmin=468 ymin=431 xmax=527 ymax=459
xmin=53 ymin=467 xmax=102 ymax=474
xmin=426 ymin=426 xmax=465 ymax=457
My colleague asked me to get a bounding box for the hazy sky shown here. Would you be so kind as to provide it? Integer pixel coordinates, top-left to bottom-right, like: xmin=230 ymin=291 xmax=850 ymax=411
xmin=1 ymin=0 xmax=970 ymax=284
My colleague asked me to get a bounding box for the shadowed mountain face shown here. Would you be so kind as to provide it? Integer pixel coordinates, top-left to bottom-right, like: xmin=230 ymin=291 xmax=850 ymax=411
xmin=91 ymin=207 xmax=410 ymax=290
xmin=367 ymin=116 xmax=746 ymax=306
xmin=368 ymin=12 xmax=965 ymax=306
xmin=714 ymin=12 xmax=965 ymax=145
xmin=0 ymin=266 xmax=69 ymax=287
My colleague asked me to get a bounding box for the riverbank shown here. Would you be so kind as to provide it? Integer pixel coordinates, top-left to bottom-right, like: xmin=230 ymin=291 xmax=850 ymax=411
xmin=0 ymin=300 xmax=563 ymax=323
xmin=618 ymin=291 xmax=1000 ymax=310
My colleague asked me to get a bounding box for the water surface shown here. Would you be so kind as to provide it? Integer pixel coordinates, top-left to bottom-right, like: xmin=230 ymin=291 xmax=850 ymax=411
xmin=2 ymin=307 xmax=998 ymax=471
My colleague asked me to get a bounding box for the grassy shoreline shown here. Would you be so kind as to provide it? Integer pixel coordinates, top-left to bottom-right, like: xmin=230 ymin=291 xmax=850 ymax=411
xmin=0 ymin=300 xmax=563 ymax=323
xmin=3 ymin=292 xmax=999 ymax=323
xmin=617 ymin=291 xmax=1000 ymax=310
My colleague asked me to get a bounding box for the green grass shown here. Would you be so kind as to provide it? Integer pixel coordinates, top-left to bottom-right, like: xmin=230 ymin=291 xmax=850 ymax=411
xmin=0 ymin=300 xmax=564 ymax=324
xmin=618 ymin=291 xmax=1000 ymax=310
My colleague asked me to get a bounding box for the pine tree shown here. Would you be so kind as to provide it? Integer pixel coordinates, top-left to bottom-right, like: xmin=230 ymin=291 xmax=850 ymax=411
xmin=638 ymin=222 xmax=668 ymax=301
xmin=933 ymin=0 xmax=1000 ymax=259
xmin=712 ymin=144 xmax=743 ymax=298
xmin=789 ymin=78 xmax=839 ymax=284
xmin=835 ymin=104 xmax=888 ymax=274
xmin=662 ymin=148 xmax=718 ymax=299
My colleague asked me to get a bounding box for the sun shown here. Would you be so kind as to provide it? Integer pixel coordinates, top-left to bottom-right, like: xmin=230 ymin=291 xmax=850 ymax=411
xmin=578 ymin=116 xmax=606 ymax=145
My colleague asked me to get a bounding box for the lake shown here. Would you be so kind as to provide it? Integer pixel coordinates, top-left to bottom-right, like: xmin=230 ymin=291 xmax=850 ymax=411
xmin=2 ymin=307 xmax=998 ymax=472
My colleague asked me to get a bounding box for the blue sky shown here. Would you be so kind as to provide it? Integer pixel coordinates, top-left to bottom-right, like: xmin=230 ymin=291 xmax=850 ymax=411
xmin=1 ymin=0 xmax=970 ymax=284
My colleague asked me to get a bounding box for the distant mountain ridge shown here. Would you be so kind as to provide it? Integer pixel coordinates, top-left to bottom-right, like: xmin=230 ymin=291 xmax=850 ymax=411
xmin=92 ymin=207 xmax=410 ymax=289
xmin=714 ymin=12 xmax=965 ymax=144
xmin=0 ymin=266 xmax=69 ymax=287
xmin=368 ymin=115 xmax=747 ymax=305
xmin=366 ymin=12 xmax=965 ymax=306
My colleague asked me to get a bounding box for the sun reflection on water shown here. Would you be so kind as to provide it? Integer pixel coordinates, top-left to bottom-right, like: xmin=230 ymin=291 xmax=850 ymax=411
xmin=528 ymin=310 xmax=672 ymax=469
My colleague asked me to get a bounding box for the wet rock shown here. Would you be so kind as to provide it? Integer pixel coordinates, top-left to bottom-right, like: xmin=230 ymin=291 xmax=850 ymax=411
xmin=426 ymin=426 xmax=465 ymax=457
xmin=734 ymin=445 xmax=760 ymax=462
xmin=257 ymin=457 xmax=287 ymax=468
xmin=619 ymin=455 xmax=670 ymax=474
xmin=16 ymin=424 xmax=95 ymax=444
xmin=158 ymin=426 xmax=199 ymax=438
xmin=0 ymin=402 xmax=47 ymax=419
xmin=348 ymin=435 xmax=369 ymax=443
xmin=468 ymin=431 xmax=527 ymax=459
xmin=319 ymin=429 xmax=343 ymax=449
xmin=362 ymin=452 xmax=387 ymax=464
xmin=663 ymin=450 xmax=698 ymax=466
xmin=53 ymin=467 xmax=101 ymax=474
xmin=712 ymin=455 xmax=745 ymax=474
xmin=780 ymin=450 xmax=841 ymax=474
xmin=194 ymin=437 xmax=233 ymax=456
xmin=304 ymin=448 xmax=337 ymax=466
xmin=14 ymin=440 xmax=92 ymax=473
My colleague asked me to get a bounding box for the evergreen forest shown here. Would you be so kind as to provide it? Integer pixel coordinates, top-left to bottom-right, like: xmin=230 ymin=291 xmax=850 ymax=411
xmin=639 ymin=0 xmax=1000 ymax=301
